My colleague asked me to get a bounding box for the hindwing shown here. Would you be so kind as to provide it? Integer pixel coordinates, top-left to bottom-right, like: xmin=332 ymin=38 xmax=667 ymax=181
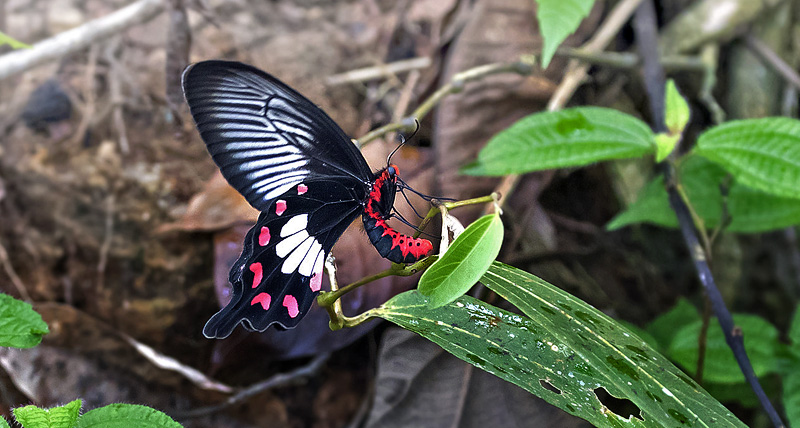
xmin=203 ymin=178 xmax=365 ymax=338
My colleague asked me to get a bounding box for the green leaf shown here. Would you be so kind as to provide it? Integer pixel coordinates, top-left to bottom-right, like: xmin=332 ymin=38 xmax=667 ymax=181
xmin=0 ymin=31 xmax=30 ymax=50
xmin=13 ymin=399 xmax=81 ymax=428
xmin=654 ymin=133 xmax=679 ymax=163
xmin=606 ymin=155 xmax=800 ymax=232
xmin=479 ymin=262 xmax=746 ymax=426
xmin=784 ymin=370 xmax=800 ymax=428
xmin=535 ymin=0 xmax=595 ymax=68
xmin=0 ymin=417 xmax=10 ymax=428
xmin=418 ymin=214 xmax=503 ymax=308
xmin=606 ymin=156 xmax=726 ymax=230
xmin=726 ymin=184 xmax=800 ymax=232
xmin=664 ymin=79 xmax=690 ymax=136
xmin=645 ymin=298 xmax=700 ymax=350
xmin=790 ymin=306 xmax=800 ymax=351
xmin=0 ymin=294 xmax=49 ymax=348
xmin=695 ymin=117 xmax=800 ymax=199
xmin=74 ymin=404 xmax=182 ymax=428
xmin=668 ymin=314 xmax=779 ymax=384
xmin=462 ymin=107 xmax=654 ymax=176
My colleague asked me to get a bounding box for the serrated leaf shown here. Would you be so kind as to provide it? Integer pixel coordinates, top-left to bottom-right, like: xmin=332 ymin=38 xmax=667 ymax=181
xmin=726 ymin=184 xmax=800 ymax=232
xmin=606 ymin=155 xmax=800 ymax=232
xmin=784 ymin=370 xmax=800 ymax=428
xmin=645 ymin=299 xmax=700 ymax=349
xmin=462 ymin=107 xmax=654 ymax=176
xmin=74 ymin=404 xmax=182 ymax=428
xmin=654 ymin=133 xmax=679 ymax=163
xmin=0 ymin=31 xmax=30 ymax=50
xmin=13 ymin=399 xmax=81 ymax=428
xmin=665 ymin=79 xmax=690 ymax=135
xmin=0 ymin=294 xmax=49 ymax=348
xmin=536 ymin=0 xmax=595 ymax=68
xmin=0 ymin=417 xmax=9 ymax=428
xmin=695 ymin=117 xmax=800 ymax=199
xmin=790 ymin=307 xmax=800 ymax=351
xmin=418 ymin=214 xmax=503 ymax=308
xmin=668 ymin=314 xmax=779 ymax=384
xmin=606 ymin=156 xmax=726 ymax=230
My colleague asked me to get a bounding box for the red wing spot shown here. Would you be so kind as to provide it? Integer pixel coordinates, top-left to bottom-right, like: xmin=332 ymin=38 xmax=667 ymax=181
xmin=250 ymin=292 xmax=271 ymax=310
xmin=249 ymin=262 xmax=263 ymax=288
xmin=283 ymin=295 xmax=300 ymax=318
xmin=258 ymin=226 xmax=271 ymax=246
xmin=275 ymin=199 xmax=287 ymax=216
xmin=297 ymin=184 xmax=308 ymax=195
xmin=310 ymin=272 xmax=322 ymax=292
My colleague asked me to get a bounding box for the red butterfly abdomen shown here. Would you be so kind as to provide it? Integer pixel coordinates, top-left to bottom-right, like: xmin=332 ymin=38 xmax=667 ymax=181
xmin=362 ymin=166 xmax=432 ymax=264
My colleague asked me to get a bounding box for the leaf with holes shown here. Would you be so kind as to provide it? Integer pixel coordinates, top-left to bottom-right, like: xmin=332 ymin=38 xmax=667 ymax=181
xmin=695 ymin=117 xmax=800 ymax=199
xmin=461 ymin=107 xmax=654 ymax=176
xmin=74 ymin=403 xmax=183 ymax=428
xmin=13 ymin=399 xmax=81 ymax=428
xmin=418 ymin=213 xmax=503 ymax=308
xmin=535 ymin=0 xmax=595 ymax=68
xmin=0 ymin=294 xmax=49 ymax=348
xmin=376 ymin=267 xmax=747 ymax=426
xmin=479 ymin=262 xmax=748 ymax=427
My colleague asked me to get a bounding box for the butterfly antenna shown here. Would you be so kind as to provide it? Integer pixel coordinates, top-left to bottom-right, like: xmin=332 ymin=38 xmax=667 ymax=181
xmin=397 ymin=186 xmax=426 ymax=219
xmin=396 ymin=177 xmax=457 ymax=202
xmin=386 ymin=119 xmax=420 ymax=166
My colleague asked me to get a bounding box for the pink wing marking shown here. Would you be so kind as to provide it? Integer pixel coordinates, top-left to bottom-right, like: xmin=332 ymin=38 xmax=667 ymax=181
xmin=283 ymin=295 xmax=300 ymax=318
xmin=250 ymin=292 xmax=271 ymax=310
xmin=275 ymin=199 xmax=287 ymax=216
xmin=297 ymin=184 xmax=308 ymax=195
xmin=258 ymin=226 xmax=271 ymax=246
xmin=249 ymin=262 xmax=263 ymax=288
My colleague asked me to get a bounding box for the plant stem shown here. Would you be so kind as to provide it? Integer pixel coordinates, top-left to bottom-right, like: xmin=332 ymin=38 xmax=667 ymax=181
xmin=355 ymin=61 xmax=534 ymax=146
xmin=634 ymin=1 xmax=784 ymax=426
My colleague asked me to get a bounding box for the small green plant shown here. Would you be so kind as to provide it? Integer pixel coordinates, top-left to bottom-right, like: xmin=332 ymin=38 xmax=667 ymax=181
xmin=0 ymin=294 xmax=183 ymax=428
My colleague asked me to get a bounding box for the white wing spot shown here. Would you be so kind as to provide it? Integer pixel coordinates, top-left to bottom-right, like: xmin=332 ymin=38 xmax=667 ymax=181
xmin=282 ymin=236 xmax=316 ymax=274
xmin=281 ymin=214 xmax=308 ymax=237
xmin=275 ymin=229 xmax=309 ymax=258
xmin=298 ymin=241 xmax=322 ymax=276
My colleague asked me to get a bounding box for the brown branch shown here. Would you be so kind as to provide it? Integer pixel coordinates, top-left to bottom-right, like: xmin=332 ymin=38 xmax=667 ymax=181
xmin=0 ymin=0 xmax=166 ymax=81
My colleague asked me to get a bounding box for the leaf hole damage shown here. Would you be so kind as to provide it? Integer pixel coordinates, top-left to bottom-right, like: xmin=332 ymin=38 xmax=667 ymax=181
xmin=594 ymin=387 xmax=642 ymax=421
xmin=539 ymin=379 xmax=561 ymax=395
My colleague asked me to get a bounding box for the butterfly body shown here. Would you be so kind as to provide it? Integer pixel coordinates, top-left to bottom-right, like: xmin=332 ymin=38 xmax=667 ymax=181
xmin=182 ymin=61 xmax=432 ymax=338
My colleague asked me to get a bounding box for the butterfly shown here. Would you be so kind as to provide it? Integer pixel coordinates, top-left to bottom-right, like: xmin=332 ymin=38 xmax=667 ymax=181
xmin=182 ymin=60 xmax=434 ymax=338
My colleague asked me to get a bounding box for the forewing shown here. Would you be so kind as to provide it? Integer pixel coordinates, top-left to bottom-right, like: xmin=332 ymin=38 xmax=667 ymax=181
xmin=203 ymin=179 xmax=363 ymax=338
xmin=182 ymin=60 xmax=372 ymax=211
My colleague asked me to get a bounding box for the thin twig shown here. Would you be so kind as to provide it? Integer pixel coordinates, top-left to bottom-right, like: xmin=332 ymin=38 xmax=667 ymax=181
xmin=0 ymin=0 xmax=166 ymax=80
xmin=634 ymin=1 xmax=784 ymax=426
xmin=171 ymin=353 xmax=329 ymax=420
xmin=326 ymin=57 xmax=432 ymax=86
xmin=493 ymin=0 xmax=644 ymax=209
xmin=0 ymin=240 xmax=31 ymax=301
xmin=743 ymin=33 xmax=800 ymax=92
xmin=547 ymin=0 xmax=645 ymax=111
xmin=70 ymin=44 xmax=99 ymax=147
xmin=355 ymin=61 xmax=534 ymax=146
xmin=105 ymin=38 xmax=130 ymax=154
xmin=96 ymin=193 xmax=115 ymax=292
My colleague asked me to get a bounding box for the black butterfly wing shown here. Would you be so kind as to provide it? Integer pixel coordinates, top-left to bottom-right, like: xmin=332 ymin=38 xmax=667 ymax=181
xmin=182 ymin=60 xmax=373 ymax=212
xmin=203 ymin=178 xmax=365 ymax=338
